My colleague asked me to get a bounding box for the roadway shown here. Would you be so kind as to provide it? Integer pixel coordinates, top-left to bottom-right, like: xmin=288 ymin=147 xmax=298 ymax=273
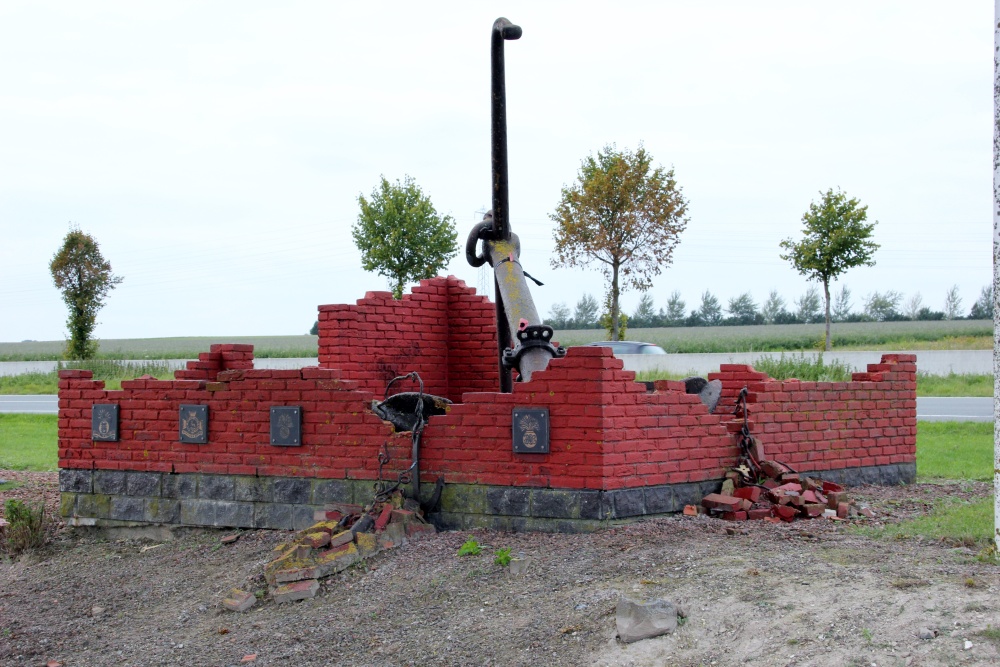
xmin=0 ymin=394 xmax=993 ymax=421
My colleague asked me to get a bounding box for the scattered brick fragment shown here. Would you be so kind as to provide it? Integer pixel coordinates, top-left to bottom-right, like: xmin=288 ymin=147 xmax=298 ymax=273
xmin=222 ymin=589 xmax=256 ymax=613
xmin=683 ymin=505 xmax=699 ymax=516
xmin=272 ymin=579 xmax=320 ymax=604
xmin=702 ymin=494 xmax=742 ymax=512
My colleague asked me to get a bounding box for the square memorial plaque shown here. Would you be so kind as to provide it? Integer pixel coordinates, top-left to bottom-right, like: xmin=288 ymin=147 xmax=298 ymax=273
xmin=179 ymin=404 xmax=209 ymax=444
xmin=270 ymin=406 xmax=302 ymax=446
xmin=92 ymin=404 xmax=119 ymax=442
xmin=512 ymin=407 xmax=549 ymax=454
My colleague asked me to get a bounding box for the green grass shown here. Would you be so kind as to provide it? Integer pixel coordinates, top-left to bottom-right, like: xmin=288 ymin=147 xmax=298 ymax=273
xmin=554 ymin=320 xmax=992 ymax=354
xmin=917 ymin=422 xmax=992 ymax=481
xmin=0 ymin=335 xmax=319 ymax=361
xmin=856 ymin=497 xmax=992 ymax=548
xmin=0 ymin=360 xmax=175 ymax=395
xmin=916 ymin=373 xmax=993 ymax=397
xmin=0 ymin=414 xmax=58 ymax=471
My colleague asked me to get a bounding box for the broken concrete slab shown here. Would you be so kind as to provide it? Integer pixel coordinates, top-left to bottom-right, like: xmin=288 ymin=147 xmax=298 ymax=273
xmin=616 ymin=597 xmax=679 ymax=643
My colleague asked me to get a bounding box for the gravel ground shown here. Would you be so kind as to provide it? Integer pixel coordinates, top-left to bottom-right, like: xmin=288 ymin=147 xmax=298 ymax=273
xmin=2 ymin=472 xmax=999 ymax=667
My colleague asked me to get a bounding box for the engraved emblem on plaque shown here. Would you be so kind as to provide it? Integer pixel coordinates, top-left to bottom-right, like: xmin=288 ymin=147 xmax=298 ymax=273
xmin=179 ymin=404 xmax=208 ymax=444
xmin=92 ymin=404 xmax=119 ymax=442
xmin=270 ymin=406 xmax=302 ymax=446
xmin=512 ymin=407 xmax=549 ymax=454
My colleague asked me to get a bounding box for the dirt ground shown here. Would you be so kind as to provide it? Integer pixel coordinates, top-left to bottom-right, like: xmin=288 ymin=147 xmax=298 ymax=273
xmin=1 ymin=472 xmax=999 ymax=667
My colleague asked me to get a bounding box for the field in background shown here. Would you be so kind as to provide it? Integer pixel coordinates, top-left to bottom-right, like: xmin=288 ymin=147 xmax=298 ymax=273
xmin=555 ymin=320 xmax=992 ymax=353
xmin=0 ymin=321 xmax=992 ymax=361
xmin=0 ymin=336 xmax=319 ymax=361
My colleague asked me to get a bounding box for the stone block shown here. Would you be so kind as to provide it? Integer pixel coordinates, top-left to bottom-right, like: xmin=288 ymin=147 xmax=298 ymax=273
xmin=859 ymin=466 xmax=881 ymax=486
xmin=671 ymin=483 xmax=704 ymax=508
xmin=75 ymin=493 xmax=112 ymax=519
xmin=126 ymin=472 xmax=161 ymax=497
xmin=440 ymin=484 xmax=487 ymax=515
xmin=485 ymin=487 xmax=530 ymax=516
xmin=162 ymin=474 xmax=197 ymax=499
xmin=531 ymin=489 xmax=580 ymax=519
xmin=254 ymin=503 xmax=297 ymax=530
xmin=214 ymin=501 xmax=255 ymax=528
xmin=610 ymin=488 xmax=645 ymax=519
xmin=271 ymin=579 xmax=320 ymax=603
xmin=222 ymin=589 xmax=257 ymax=613
xmin=643 ymin=486 xmax=676 ymax=514
xmin=110 ymin=496 xmax=145 ymax=522
xmin=312 ymin=479 xmax=354 ymax=504
xmin=93 ymin=470 xmax=127 ymax=495
xmin=234 ymin=477 xmax=273 ymax=503
xmin=578 ymin=490 xmax=608 ymax=521
xmin=199 ymin=475 xmax=235 ymax=501
xmin=144 ymin=497 xmax=180 ymax=523
xmin=273 ymin=478 xmax=311 ymax=505
xmin=290 ymin=505 xmax=318 ymax=530
xmin=59 ymin=469 xmax=93 ymax=494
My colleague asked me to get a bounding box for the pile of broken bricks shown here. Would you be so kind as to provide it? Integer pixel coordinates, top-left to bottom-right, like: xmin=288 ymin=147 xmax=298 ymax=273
xmin=223 ymin=492 xmax=436 ymax=611
xmin=685 ymin=461 xmax=875 ymax=524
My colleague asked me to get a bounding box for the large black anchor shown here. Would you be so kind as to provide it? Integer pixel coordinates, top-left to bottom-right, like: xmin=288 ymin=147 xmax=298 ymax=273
xmin=466 ymin=17 xmax=565 ymax=392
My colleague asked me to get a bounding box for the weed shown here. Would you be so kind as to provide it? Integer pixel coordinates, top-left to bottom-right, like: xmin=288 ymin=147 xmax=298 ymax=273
xmin=965 ymin=578 xmax=977 ymax=588
xmin=2 ymin=499 xmax=47 ymax=555
xmin=493 ymin=547 xmax=512 ymax=566
xmin=861 ymin=628 xmax=873 ymax=643
xmin=975 ymin=625 xmax=1000 ymax=646
xmin=457 ymin=536 xmax=482 ymax=557
xmin=752 ymin=352 xmax=854 ymax=382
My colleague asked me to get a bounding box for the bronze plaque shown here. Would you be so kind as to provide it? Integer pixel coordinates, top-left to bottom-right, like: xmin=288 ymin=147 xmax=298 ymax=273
xmin=270 ymin=406 xmax=302 ymax=446
xmin=179 ymin=404 xmax=208 ymax=444
xmin=92 ymin=404 xmax=119 ymax=442
xmin=512 ymin=407 xmax=549 ymax=454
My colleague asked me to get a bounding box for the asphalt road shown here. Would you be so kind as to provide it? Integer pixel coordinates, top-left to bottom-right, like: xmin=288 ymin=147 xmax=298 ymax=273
xmin=0 ymin=395 xmax=993 ymax=421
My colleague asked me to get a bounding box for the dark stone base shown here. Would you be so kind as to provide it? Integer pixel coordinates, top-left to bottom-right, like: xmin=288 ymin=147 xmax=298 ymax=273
xmin=59 ymin=462 xmax=916 ymax=533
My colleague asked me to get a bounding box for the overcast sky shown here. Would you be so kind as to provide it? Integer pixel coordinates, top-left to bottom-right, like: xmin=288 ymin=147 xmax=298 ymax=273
xmin=0 ymin=1 xmax=991 ymax=343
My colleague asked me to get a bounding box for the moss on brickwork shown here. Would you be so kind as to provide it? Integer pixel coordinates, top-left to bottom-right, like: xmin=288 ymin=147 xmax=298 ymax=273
xmin=440 ymin=484 xmax=487 ymax=515
xmin=60 ymin=492 xmax=76 ymax=517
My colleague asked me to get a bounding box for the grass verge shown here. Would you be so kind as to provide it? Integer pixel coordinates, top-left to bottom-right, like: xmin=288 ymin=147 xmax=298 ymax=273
xmin=0 ymin=414 xmax=58 ymax=471
xmin=916 ymin=422 xmax=992 ymax=481
xmin=916 ymin=373 xmax=992 ymax=398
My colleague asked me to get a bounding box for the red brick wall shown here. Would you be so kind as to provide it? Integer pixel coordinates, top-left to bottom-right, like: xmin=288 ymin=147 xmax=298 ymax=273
xmin=316 ymin=276 xmax=498 ymax=402
xmin=57 ymin=278 xmax=917 ymax=492
xmin=707 ymin=354 xmax=918 ymax=472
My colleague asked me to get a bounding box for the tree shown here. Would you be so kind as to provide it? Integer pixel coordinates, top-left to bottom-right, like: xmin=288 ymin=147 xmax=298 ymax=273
xmin=795 ymin=286 xmax=822 ymax=323
xmin=943 ymin=285 xmax=963 ymax=320
xmin=309 ymin=321 xmax=319 ymax=336
xmin=779 ymin=188 xmax=879 ymax=350
xmin=863 ymin=290 xmax=903 ymax=321
xmin=49 ymin=226 xmax=123 ymax=360
xmin=573 ymin=293 xmax=600 ymax=328
xmin=969 ymin=285 xmax=994 ymax=320
xmin=760 ymin=289 xmax=786 ymax=324
xmin=695 ymin=290 xmax=723 ymax=326
xmin=726 ymin=292 xmax=761 ymax=325
xmin=662 ymin=290 xmax=686 ymax=326
xmin=831 ymin=285 xmax=853 ymax=322
xmin=352 ymin=175 xmax=457 ymax=299
xmin=546 ymin=302 xmax=572 ymax=329
xmin=551 ymin=145 xmax=688 ymax=341
xmin=904 ymin=293 xmax=924 ymax=321
xmin=630 ymin=294 xmax=657 ymax=328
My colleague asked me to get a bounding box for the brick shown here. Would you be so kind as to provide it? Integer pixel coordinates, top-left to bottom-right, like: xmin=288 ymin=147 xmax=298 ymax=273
xmin=747 ymin=508 xmax=771 ymax=520
xmin=721 ymin=511 xmax=747 ymax=521
xmin=404 ymin=522 xmax=436 ymax=540
xmin=373 ymin=503 xmax=393 ymax=532
xmin=302 ymin=531 xmax=331 ymax=549
xmin=733 ymin=487 xmax=761 ymax=503
xmin=803 ymin=503 xmax=826 ymax=517
xmin=701 ymin=494 xmax=742 ymax=512
xmin=837 ymin=502 xmax=850 ymax=519
xmin=772 ymin=505 xmax=797 ymax=522
xmin=683 ymin=505 xmax=699 ymax=516
xmin=222 ymin=589 xmax=257 ymax=612
xmin=271 ymin=579 xmax=320 ymax=603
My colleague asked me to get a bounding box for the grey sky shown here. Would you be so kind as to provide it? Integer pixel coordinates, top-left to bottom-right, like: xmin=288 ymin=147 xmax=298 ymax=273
xmin=0 ymin=1 xmax=989 ymax=342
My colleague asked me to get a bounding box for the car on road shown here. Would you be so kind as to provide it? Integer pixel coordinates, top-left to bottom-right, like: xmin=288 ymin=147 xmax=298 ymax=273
xmin=583 ymin=341 xmax=667 ymax=355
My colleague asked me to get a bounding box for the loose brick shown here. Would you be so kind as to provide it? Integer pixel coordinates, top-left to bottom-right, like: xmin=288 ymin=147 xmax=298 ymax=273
xmin=702 ymin=494 xmax=742 ymax=512
xmin=222 ymin=589 xmax=256 ymax=612
xmin=733 ymin=487 xmax=761 ymax=503
xmin=271 ymin=579 xmax=320 ymax=603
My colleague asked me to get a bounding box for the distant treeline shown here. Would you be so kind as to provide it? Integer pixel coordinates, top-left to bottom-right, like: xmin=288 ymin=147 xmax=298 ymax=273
xmin=546 ymin=284 xmax=994 ymax=330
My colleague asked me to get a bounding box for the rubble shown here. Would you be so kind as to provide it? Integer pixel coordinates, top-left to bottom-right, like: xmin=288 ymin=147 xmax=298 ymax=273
xmin=691 ymin=461 xmax=875 ymax=524
xmin=260 ymin=490 xmax=436 ymax=604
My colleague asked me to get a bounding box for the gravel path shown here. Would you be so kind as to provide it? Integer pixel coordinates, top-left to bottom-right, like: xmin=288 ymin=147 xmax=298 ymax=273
xmin=1 ymin=473 xmax=999 ymax=666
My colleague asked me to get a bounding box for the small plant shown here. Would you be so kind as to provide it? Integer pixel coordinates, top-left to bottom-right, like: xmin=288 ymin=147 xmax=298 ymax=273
xmin=457 ymin=536 xmax=482 ymax=557
xmin=861 ymin=627 xmax=873 ymax=643
xmin=2 ymin=499 xmax=47 ymax=555
xmin=493 ymin=547 xmax=512 ymax=566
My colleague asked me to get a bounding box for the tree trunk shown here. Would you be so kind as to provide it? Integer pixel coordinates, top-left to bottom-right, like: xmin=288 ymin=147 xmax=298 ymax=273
xmin=992 ymin=0 xmax=1000 ymax=551
xmin=823 ymin=278 xmax=832 ymax=351
xmin=611 ymin=262 xmax=621 ymax=341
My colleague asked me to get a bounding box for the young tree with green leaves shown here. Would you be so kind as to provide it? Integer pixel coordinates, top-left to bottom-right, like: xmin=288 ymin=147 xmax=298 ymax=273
xmin=760 ymin=289 xmax=786 ymax=324
xmin=546 ymin=302 xmax=572 ymax=329
xmin=943 ymin=285 xmax=963 ymax=320
xmin=550 ymin=145 xmax=688 ymax=341
xmin=695 ymin=290 xmax=723 ymax=326
xmin=573 ymin=293 xmax=600 ymax=328
xmin=779 ymin=188 xmax=879 ymax=350
xmin=795 ymin=286 xmax=822 ymax=324
xmin=630 ymin=293 xmax=657 ymax=328
xmin=663 ymin=290 xmax=686 ymax=326
xmin=49 ymin=226 xmax=123 ymax=360
xmin=726 ymin=292 xmax=760 ymax=325
xmin=352 ymin=175 xmax=457 ymax=299
xmin=831 ymin=285 xmax=853 ymax=322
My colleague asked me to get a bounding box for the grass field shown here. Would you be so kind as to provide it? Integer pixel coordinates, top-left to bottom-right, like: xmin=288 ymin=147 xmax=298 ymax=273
xmin=0 ymin=414 xmax=57 ymax=471
xmin=554 ymin=320 xmax=992 ymax=353
xmin=0 ymin=335 xmax=319 ymax=361
xmin=0 ymin=320 xmax=992 ymax=360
